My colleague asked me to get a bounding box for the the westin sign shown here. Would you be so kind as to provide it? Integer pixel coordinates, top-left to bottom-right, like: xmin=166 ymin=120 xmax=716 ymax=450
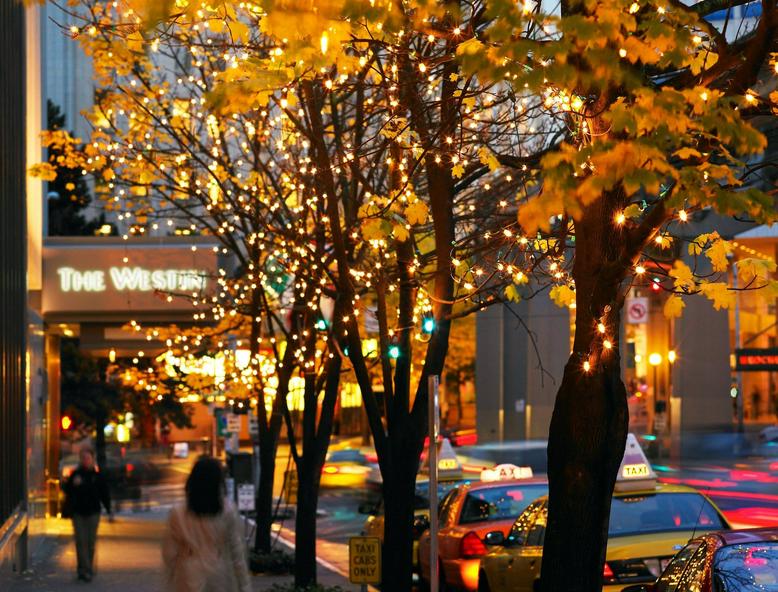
xmin=43 ymin=239 xmax=218 ymax=316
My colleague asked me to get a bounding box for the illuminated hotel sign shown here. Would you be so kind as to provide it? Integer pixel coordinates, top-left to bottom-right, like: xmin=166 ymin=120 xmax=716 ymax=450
xmin=43 ymin=238 xmax=219 ymax=318
xmin=735 ymin=348 xmax=778 ymax=371
xmin=56 ymin=266 xmax=206 ymax=293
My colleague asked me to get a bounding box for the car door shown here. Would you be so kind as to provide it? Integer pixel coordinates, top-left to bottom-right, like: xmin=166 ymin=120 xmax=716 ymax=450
xmin=504 ymin=502 xmax=546 ymax=592
xmin=487 ymin=502 xmax=540 ymax=591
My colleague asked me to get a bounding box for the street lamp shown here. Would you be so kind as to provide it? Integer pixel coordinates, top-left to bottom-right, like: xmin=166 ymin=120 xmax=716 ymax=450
xmin=649 ymin=352 xmax=662 ymax=442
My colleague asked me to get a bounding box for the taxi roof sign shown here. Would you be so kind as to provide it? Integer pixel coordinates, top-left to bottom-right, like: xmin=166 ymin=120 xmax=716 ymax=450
xmin=420 ymin=437 xmax=463 ymax=480
xmin=615 ymin=433 xmax=657 ymax=492
xmin=480 ymin=463 xmax=534 ymax=482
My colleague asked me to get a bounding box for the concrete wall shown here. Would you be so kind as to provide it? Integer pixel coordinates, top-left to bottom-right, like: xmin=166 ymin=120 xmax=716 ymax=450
xmin=673 ymin=295 xmax=733 ymax=436
xmin=475 ymin=298 xmax=570 ymax=443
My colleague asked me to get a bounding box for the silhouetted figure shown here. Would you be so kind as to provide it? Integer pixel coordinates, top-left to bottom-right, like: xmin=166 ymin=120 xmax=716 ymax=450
xmin=62 ymin=447 xmax=112 ymax=582
xmin=162 ymin=456 xmax=250 ymax=592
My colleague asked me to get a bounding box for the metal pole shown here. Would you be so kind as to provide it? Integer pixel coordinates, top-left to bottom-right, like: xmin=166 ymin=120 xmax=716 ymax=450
xmin=428 ymin=375 xmax=440 ymax=592
xmin=733 ymin=263 xmax=744 ymax=435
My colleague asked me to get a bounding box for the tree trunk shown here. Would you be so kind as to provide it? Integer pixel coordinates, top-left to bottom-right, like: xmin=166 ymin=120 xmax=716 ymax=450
xmin=254 ymin=433 xmax=277 ymax=554
xmin=380 ymin=457 xmax=419 ymax=592
xmin=539 ymin=355 xmax=629 ymax=591
xmin=539 ymin=196 xmax=631 ymax=591
xmin=293 ymin=457 xmax=319 ymax=587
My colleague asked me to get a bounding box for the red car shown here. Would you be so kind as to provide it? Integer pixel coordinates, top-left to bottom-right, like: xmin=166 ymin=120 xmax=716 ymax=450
xmin=622 ymin=527 xmax=778 ymax=592
xmin=418 ymin=477 xmax=548 ymax=591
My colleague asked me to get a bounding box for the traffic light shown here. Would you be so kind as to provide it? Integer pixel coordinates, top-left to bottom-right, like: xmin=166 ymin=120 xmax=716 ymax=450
xmin=61 ymin=415 xmax=73 ymax=431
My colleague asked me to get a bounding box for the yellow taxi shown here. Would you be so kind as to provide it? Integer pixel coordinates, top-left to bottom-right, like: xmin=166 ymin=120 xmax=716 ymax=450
xmin=476 ymin=435 xmax=731 ymax=592
xmin=319 ymin=448 xmax=374 ymax=489
xmin=418 ymin=466 xmax=548 ymax=591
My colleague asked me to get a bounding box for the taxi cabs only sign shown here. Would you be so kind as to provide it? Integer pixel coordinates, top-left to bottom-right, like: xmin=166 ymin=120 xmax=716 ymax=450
xmin=349 ymin=536 xmax=381 ymax=585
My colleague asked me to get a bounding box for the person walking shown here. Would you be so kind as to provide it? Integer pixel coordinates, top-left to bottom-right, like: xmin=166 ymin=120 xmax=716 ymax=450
xmin=62 ymin=447 xmax=112 ymax=582
xmin=162 ymin=456 xmax=251 ymax=592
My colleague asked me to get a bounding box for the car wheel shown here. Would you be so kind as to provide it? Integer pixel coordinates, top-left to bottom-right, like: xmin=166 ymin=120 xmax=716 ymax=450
xmin=477 ymin=571 xmax=491 ymax=592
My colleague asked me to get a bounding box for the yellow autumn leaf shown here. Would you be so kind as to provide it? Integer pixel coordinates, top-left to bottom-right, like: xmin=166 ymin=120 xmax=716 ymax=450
xmin=393 ymin=224 xmax=410 ymax=242
xmin=452 ymin=164 xmax=465 ymax=179
xmin=669 ymin=261 xmax=695 ymax=291
xmin=361 ymin=219 xmax=387 ymax=241
xmin=549 ymin=284 xmax=576 ymax=308
xmin=478 ymin=147 xmax=500 ymax=172
xmin=102 ymin=168 xmax=116 ymax=181
xmin=737 ymin=257 xmax=776 ymax=283
xmin=663 ymin=295 xmax=685 ymax=319
xmin=700 ymin=282 xmax=735 ymax=310
xmin=405 ymin=201 xmax=429 ymax=225
xmin=505 ymin=285 xmax=521 ymax=303
xmin=28 ymin=163 xmax=57 ymax=181
xmin=623 ymin=204 xmax=642 ymax=219
xmin=706 ymin=238 xmax=733 ymax=272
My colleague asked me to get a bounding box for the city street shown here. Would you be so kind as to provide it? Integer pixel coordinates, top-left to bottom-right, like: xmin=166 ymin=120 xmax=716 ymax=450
xmin=2 ymin=0 xmax=778 ymax=589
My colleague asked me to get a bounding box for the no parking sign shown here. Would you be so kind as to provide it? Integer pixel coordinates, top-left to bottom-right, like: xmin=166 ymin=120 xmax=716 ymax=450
xmin=626 ymin=297 xmax=649 ymax=324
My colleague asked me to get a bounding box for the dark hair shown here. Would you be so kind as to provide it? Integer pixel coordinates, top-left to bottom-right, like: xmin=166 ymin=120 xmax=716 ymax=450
xmin=185 ymin=456 xmax=225 ymax=516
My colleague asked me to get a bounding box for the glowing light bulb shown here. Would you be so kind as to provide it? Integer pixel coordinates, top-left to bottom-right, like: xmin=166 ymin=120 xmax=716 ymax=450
xmin=603 ymin=340 xmax=613 ymax=350
xmin=583 ymin=360 xmax=591 ymax=372
xmin=320 ymin=31 xmax=329 ymax=54
xmin=678 ymin=209 xmax=688 ymax=222
xmin=597 ymin=323 xmax=606 ymax=334
xmin=635 ymin=265 xmax=646 ymax=274
xmin=615 ymin=212 xmax=626 ymax=225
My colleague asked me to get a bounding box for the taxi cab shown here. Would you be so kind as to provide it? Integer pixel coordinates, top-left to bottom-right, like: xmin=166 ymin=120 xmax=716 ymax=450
xmin=418 ymin=464 xmax=548 ymax=591
xmin=477 ymin=435 xmax=730 ymax=592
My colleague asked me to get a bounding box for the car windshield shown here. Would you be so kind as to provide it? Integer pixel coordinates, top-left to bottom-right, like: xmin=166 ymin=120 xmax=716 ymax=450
xmin=459 ymin=484 xmax=548 ymax=525
xmin=413 ymin=481 xmax=464 ymax=509
xmin=326 ymin=450 xmax=365 ymax=463
xmin=713 ymin=542 xmax=778 ymax=591
xmin=608 ymin=492 xmax=726 ymax=537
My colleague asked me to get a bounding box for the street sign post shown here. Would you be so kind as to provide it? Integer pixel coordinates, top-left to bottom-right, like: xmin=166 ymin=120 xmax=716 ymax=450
xmin=349 ymin=536 xmax=381 ymax=587
xmin=428 ymin=375 xmax=440 ymax=592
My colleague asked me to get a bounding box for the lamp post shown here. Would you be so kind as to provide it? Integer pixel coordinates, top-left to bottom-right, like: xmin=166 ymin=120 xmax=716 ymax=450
xmin=649 ymin=352 xmax=663 ymax=456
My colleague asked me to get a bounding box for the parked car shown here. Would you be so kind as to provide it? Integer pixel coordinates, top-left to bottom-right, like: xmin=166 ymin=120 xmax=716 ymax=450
xmin=621 ymin=527 xmax=778 ymax=592
xmin=418 ymin=471 xmax=548 ymax=591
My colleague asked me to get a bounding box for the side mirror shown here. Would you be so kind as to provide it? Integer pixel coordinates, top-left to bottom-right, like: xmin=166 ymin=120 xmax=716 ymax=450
xmin=483 ymin=531 xmax=505 ymax=546
xmin=621 ymin=585 xmax=654 ymax=592
xmin=412 ymin=514 xmax=431 ymax=538
xmin=358 ymin=502 xmax=378 ymax=515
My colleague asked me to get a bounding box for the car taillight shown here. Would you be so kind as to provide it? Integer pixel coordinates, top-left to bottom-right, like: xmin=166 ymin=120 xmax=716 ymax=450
xmin=323 ymin=465 xmax=339 ymax=474
xmin=603 ymin=562 xmax=617 ymax=584
xmin=126 ymin=463 xmax=134 ymax=474
xmin=460 ymin=531 xmax=487 ymax=558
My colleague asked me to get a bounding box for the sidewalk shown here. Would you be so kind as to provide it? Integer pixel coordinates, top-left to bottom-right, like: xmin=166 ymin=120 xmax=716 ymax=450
xmin=4 ymin=512 xmax=358 ymax=591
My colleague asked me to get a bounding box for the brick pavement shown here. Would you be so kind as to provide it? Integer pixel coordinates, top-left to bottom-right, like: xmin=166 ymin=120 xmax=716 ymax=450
xmin=3 ymin=512 xmax=358 ymax=591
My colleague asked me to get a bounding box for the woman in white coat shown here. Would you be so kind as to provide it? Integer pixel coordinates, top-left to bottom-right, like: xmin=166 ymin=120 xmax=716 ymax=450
xmin=162 ymin=456 xmax=251 ymax=592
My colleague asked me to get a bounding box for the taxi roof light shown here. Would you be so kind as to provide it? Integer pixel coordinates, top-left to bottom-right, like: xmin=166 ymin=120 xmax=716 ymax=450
xmin=419 ymin=438 xmax=464 ymax=480
xmin=480 ymin=464 xmax=534 ymax=482
xmin=615 ymin=433 xmax=657 ymax=492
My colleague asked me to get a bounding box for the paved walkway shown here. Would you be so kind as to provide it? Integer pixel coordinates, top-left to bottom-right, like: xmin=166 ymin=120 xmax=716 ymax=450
xmin=4 ymin=512 xmax=358 ymax=591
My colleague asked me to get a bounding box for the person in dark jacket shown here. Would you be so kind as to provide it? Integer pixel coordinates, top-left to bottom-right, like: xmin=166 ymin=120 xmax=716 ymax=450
xmin=62 ymin=447 xmax=112 ymax=581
